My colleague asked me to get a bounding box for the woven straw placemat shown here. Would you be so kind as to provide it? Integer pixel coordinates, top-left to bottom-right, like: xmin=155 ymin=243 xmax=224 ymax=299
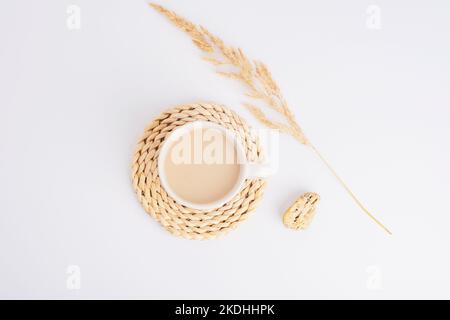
xmin=131 ymin=103 xmax=267 ymax=240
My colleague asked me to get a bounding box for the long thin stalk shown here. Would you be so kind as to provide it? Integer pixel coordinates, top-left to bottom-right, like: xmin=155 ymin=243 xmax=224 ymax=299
xmin=309 ymin=144 xmax=392 ymax=235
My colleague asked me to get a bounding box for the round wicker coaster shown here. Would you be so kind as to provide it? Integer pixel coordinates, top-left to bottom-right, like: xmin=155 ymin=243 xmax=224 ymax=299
xmin=131 ymin=103 xmax=267 ymax=240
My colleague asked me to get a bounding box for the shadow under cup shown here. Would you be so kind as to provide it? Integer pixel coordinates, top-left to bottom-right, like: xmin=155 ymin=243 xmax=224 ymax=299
xmin=158 ymin=122 xmax=247 ymax=210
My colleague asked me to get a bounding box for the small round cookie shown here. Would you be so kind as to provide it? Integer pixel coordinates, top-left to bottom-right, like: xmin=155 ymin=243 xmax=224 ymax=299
xmin=283 ymin=192 xmax=320 ymax=230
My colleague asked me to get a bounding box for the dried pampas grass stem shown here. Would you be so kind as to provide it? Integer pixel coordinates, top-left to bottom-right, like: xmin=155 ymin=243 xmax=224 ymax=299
xmin=149 ymin=3 xmax=391 ymax=235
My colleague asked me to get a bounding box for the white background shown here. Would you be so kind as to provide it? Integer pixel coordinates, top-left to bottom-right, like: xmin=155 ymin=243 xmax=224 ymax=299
xmin=1 ymin=0 xmax=449 ymax=299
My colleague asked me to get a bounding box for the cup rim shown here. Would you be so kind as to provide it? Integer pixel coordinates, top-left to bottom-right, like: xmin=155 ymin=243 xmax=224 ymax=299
xmin=157 ymin=121 xmax=248 ymax=211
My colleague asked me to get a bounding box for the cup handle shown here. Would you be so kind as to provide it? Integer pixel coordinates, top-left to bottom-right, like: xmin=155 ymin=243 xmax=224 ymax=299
xmin=245 ymin=161 xmax=273 ymax=179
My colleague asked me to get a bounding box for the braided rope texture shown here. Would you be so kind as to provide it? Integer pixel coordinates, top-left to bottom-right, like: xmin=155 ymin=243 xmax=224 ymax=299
xmin=131 ymin=103 xmax=267 ymax=240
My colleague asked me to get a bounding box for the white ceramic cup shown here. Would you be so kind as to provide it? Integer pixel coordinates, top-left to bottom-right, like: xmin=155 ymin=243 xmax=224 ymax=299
xmin=158 ymin=121 xmax=271 ymax=210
